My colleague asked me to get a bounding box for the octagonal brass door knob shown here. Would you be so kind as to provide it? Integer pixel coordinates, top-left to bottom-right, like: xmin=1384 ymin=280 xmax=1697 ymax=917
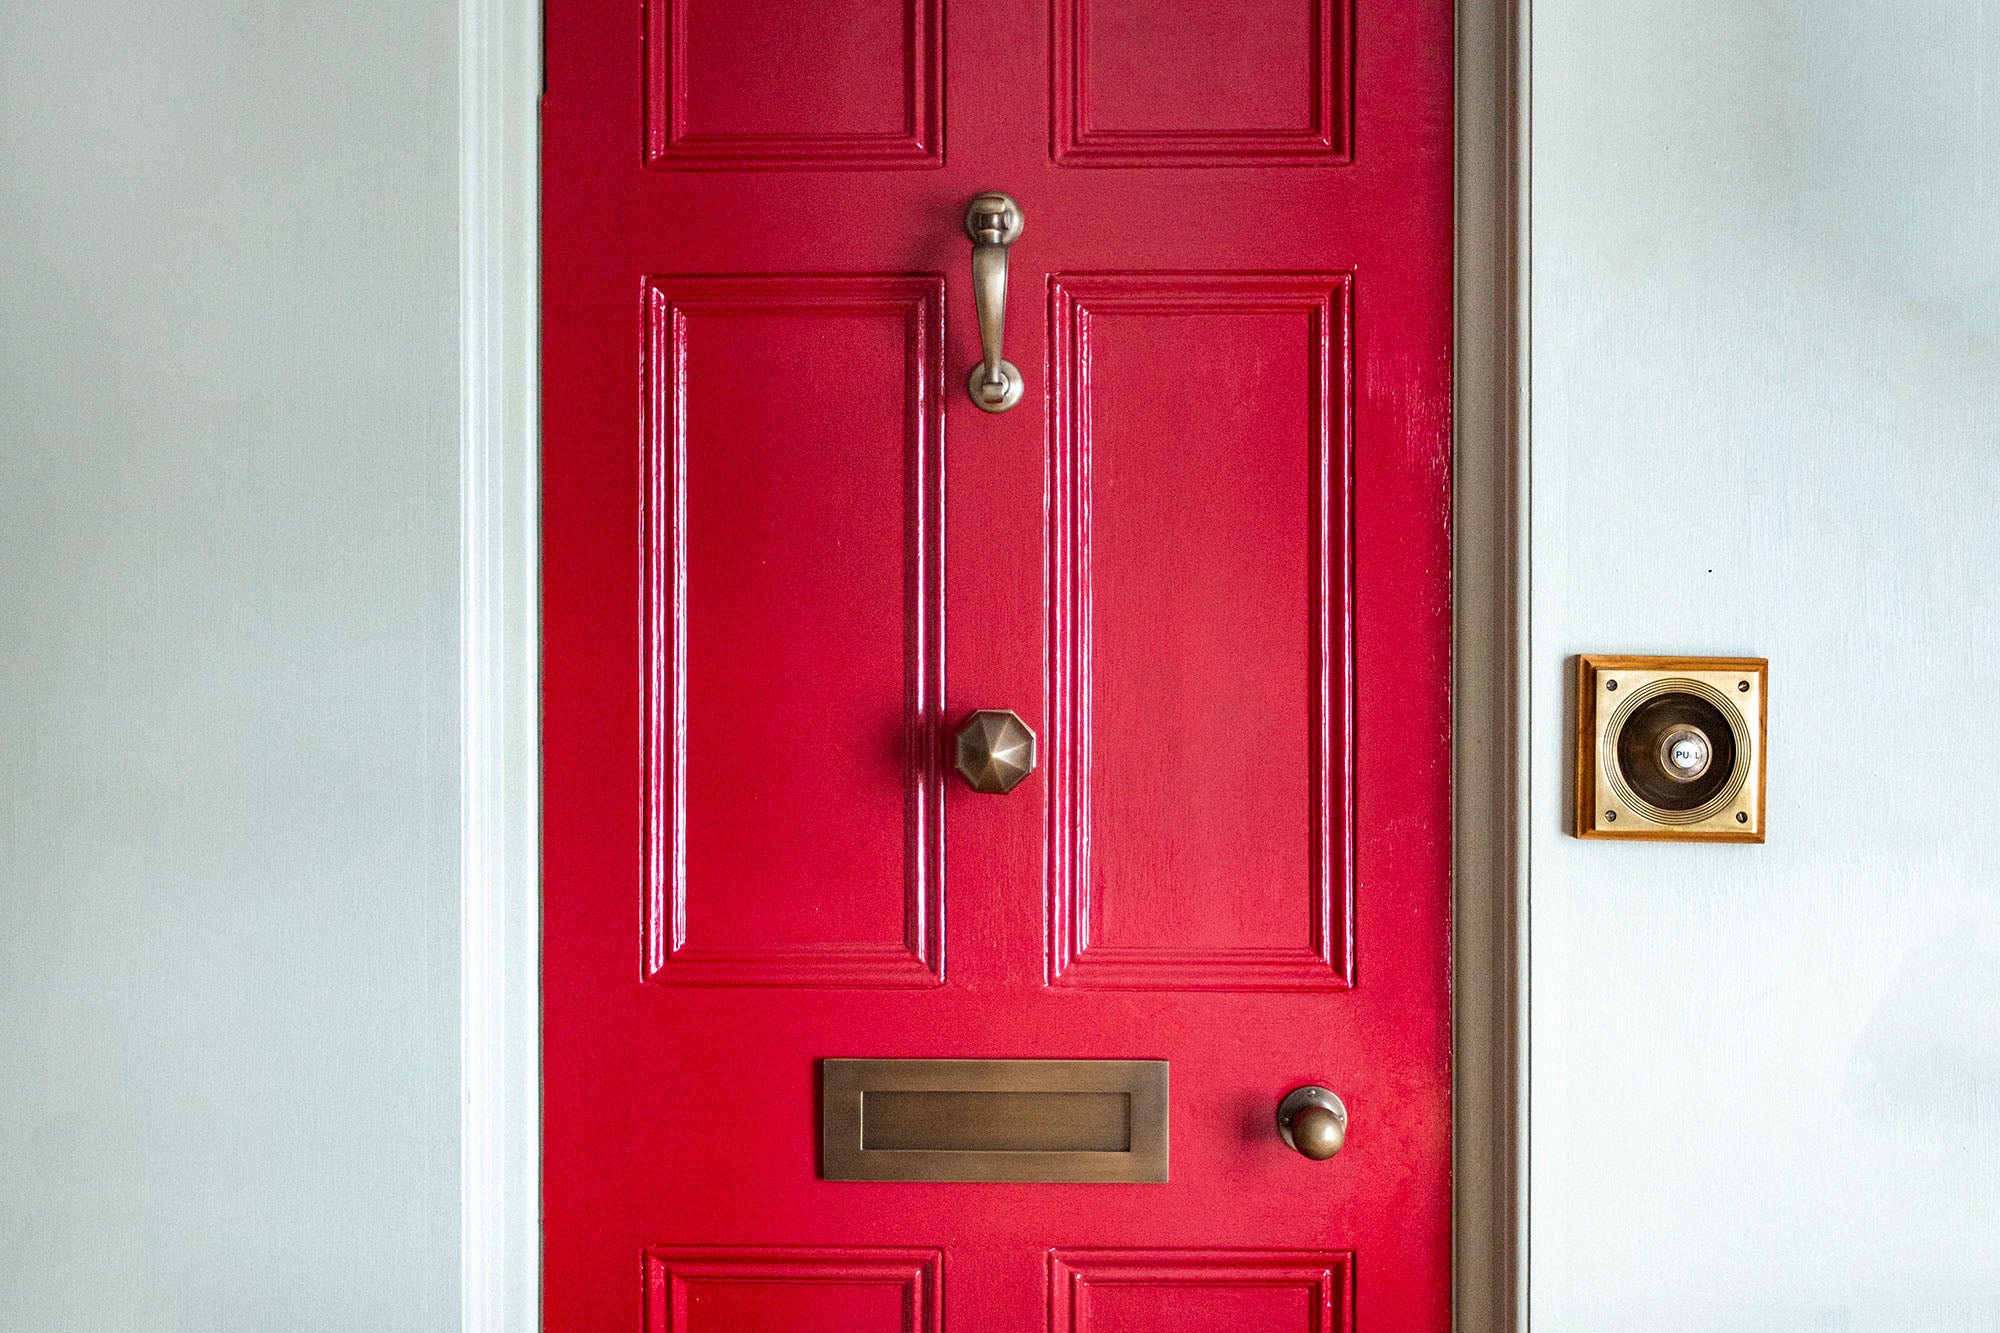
xmin=954 ymin=709 xmax=1037 ymax=794
xmin=1277 ymin=1085 xmax=1348 ymax=1161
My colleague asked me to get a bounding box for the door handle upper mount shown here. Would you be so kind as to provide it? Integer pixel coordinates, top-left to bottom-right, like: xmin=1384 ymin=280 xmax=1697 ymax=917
xmin=965 ymin=191 xmax=1025 ymax=413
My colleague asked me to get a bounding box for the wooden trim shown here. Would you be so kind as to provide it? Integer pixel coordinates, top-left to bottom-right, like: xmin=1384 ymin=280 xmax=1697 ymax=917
xmin=1453 ymin=0 xmax=1530 ymax=1328
xmin=460 ymin=0 xmax=541 ymax=1327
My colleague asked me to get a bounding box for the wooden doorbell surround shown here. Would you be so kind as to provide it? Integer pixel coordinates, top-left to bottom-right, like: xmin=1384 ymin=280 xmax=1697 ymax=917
xmin=1575 ymin=655 xmax=1767 ymax=842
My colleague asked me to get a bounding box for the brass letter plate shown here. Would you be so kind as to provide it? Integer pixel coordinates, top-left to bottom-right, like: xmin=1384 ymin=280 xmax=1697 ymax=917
xmin=821 ymin=1059 xmax=1168 ymax=1182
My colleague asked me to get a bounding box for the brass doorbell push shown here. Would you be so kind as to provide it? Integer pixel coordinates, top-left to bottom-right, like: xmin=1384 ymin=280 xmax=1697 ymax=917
xmin=1574 ymin=655 xmax=1766 ymax=842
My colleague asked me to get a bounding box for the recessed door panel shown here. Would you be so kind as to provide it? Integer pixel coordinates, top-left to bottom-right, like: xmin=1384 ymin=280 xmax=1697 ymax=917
xmin=643 ymin=277 xmax=945 ymax=987
xmin=1050 ymin=1250 xmax=1352 ymax=1333
xmin=1049 ymin=276 xmax=1352 ymax=991
xmin=645 ymin=0 xmax=943 ymax=167
xmin=646 ymin=1248 xmax=943 ymax=1333
xmin=1053 ymin=0 xmax=1351 ymax=164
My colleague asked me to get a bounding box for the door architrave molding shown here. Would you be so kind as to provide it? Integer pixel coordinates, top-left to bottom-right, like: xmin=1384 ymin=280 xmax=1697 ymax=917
xmin=460 ymin=0 xmax=541 ymax=1325
xmin=1452 ymin=0 xmax=1530 ymax=1330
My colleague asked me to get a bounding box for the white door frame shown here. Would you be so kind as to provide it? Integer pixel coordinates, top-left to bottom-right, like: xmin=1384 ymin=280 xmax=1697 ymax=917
xmin=454 ymin=2 xmax=1528 ymax=1326
xmin=459 ymin=0 xmax=541 ymax=1326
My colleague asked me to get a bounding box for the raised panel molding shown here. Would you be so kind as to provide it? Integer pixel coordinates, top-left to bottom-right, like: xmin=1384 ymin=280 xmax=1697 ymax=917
xmin=1047 ymin=275 xmax=1354 ymax=991
xmin=1050 ymin=1250 xmax=1353 ymax=1333
xmin=646 ymin=1247 xmax=943 ymax=1333
xmin=1052 ymin=0 xmax=1350 ymax=165
xmin=645 ymin=0 xmax=943 ymax=168
xmin=643 ymin=276 xmax=945 ymax=987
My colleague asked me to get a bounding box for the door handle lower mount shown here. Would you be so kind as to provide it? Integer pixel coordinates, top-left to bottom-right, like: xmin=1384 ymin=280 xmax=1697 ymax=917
xmin=964 ymin=192 xmax=1025 ymax=413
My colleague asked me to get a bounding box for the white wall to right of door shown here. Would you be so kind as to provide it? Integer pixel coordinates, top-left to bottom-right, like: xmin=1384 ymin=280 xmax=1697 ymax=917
xmin=1530 ymin=3 xmax=2000 ymax=1328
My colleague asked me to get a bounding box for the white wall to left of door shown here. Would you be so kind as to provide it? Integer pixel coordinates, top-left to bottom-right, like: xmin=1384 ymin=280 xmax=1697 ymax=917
xmin=0 ymin=3 xmax=462 ymax=1327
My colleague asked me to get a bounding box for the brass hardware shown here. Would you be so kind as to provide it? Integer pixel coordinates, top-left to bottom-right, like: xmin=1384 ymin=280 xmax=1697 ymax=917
xmin=1574 ymin=655 xmax=1767 ymax=842
xmin=964 ymin=191 xmax=1025 ymax=412
xmin=954 ymin=709 xmax=1036 ymax=794
xmin=1276 ymin=1085 xmax=1347 ymax=1160
xmin=822 ymin=1058 xmax=1169 ymax=1182
xmin=862 ymin=1091 xmax=1130 ymax=1153
xmin=1656 ymin=725 xmax=1713 ymax=781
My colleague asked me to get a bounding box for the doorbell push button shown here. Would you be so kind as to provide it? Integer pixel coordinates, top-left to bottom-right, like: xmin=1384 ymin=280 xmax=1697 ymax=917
xmin=1660 ymin=728 xmax=1711 ymax=780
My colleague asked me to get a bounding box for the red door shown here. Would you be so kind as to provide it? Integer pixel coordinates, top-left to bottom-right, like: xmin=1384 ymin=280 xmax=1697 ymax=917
xmin=543 ymin=0 xmax=1452 ymax=1328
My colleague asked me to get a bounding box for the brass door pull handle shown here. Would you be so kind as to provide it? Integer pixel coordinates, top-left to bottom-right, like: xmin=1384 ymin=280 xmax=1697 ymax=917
xmin=954 ymin=709 xmax=1036 ymax=794
xmin=1277 ymin=1085 xmax=1347 ymax=1160
xmin=964 ymin=192 xmax=1025 ymax=412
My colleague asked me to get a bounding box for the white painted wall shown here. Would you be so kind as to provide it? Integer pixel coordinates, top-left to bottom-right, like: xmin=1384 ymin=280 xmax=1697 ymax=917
xmin=0 ymin=4 xmax=461 ymax=1329
xmin=1532 ymin=3 xmax=2000 ymax=1328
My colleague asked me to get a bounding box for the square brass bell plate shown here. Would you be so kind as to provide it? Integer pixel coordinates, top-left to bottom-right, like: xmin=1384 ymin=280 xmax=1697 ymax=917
xmin=1574 ymin=655 xmax=1767 ymax=843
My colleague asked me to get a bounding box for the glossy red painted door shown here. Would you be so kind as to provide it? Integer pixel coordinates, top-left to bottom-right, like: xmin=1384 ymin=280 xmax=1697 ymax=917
xmin=543 ymin=1 xmax=1452 ymax=1328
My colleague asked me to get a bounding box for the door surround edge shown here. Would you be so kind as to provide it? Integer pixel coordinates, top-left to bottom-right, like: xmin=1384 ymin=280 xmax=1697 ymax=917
xmin=1452 ymin=0 xmax=1530 ymax=1329
xmin=460 ymin=0 xmax=543 ymax=1327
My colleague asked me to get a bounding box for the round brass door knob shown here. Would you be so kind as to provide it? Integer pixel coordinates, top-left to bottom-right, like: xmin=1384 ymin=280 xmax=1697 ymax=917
xmin=1277 ymin=1085 xmax=1348 ymax=1161
xmin=954 ymin=709 xmax=1037 ymax=794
